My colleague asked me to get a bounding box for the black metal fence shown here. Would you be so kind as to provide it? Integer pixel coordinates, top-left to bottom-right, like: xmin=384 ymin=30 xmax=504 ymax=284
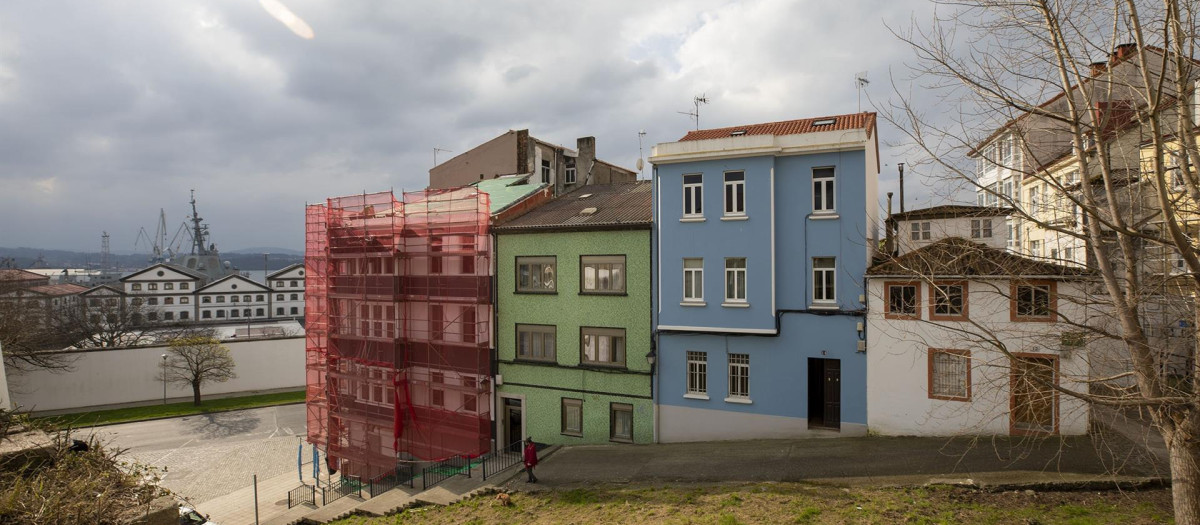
xmin=421 ymin=454 xmax=473 ymax=490
xmin=366 ymin=463 xmax=416 ymax=498
xmin=322 ymin=477 xmax=362 ymax=505
xmin=481 ymin=439 xmax=525 ymax=480
xmin=287 ymin=483 xmax=316 ymax=508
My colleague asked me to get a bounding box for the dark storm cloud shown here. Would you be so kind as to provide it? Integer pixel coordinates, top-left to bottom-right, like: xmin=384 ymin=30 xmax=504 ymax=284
xmin=0 ymin=0 xmax=942 ymax=254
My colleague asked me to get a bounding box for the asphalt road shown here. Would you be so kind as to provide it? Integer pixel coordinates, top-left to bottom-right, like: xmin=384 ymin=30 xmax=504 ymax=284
xmin=93 ymin=404 xmax=308 ymax=504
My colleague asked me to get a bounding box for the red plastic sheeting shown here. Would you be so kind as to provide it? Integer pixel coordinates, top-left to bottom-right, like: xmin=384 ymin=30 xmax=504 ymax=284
xmin=305 ymin=188 xmax=493 ymax=480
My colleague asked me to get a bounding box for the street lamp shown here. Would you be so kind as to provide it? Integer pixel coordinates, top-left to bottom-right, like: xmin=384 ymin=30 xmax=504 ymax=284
xmin=161 ymin=353 xmax=168 ymax=405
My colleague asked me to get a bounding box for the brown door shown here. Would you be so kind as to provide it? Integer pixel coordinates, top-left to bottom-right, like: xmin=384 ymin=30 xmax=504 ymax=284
xmin=823 ymin=360 xmax=841 ymax=428
xmin=1011 ymin=356 xmax=1056 ymax=434
xmin=503 ymin=398 xmax=523 ymax=452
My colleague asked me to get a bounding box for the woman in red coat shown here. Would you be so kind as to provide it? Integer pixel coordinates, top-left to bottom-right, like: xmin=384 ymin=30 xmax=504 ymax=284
xmin=522 ymin=436 xmax=538 ymax=483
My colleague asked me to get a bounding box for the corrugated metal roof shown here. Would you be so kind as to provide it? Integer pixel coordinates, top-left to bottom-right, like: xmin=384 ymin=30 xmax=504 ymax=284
xmin=679 ymin=112 xmax=876 ymax=141
xmin=493 ymin=181 xmax=652 ymax=231
xmin=472 ymin=174 xmax=549 ymax=216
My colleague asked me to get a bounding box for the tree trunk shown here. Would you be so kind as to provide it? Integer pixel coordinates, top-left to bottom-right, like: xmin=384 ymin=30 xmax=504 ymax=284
xmin=1168 ymin=429 xmax=1200 ymax=525
xmin=192 ymin=382 xmax=202 ymax=406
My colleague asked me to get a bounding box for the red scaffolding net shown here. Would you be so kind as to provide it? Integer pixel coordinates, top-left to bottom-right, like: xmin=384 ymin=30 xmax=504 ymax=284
xmin=305 ymin=187 xmax=492 ymax=480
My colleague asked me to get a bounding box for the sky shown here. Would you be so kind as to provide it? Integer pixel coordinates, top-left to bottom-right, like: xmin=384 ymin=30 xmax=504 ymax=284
xmin=0 ymin=0 xmax=945 ymax=253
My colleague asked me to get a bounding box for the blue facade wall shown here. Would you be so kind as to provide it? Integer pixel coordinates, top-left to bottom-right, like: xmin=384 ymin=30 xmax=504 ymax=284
xmin=653 ymin=146 xmax=871 ymax=438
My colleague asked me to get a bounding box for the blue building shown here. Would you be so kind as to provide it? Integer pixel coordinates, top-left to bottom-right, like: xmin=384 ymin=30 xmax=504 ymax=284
xmin=649 ymin=113 xmax=880 ymax=441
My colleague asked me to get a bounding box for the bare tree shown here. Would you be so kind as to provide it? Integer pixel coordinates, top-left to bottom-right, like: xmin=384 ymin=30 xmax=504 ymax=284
xmin=159 ymin=336 xmax=236 ymax=406
xmin=50 ymin=298 xmax=157 ymax=349
xmin=882 ymin=0 xmax=1200 ymax=520
xmin=0 ymin=301 xmax=77 ymax=373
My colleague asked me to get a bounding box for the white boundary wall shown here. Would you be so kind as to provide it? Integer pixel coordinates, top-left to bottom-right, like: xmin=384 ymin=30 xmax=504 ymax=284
xmin=6 ymin=337 xmax=304 ymax=413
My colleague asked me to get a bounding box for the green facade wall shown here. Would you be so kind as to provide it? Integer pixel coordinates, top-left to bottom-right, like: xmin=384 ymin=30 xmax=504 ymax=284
xmin=496 ymin=228 xmax=653 ymax=445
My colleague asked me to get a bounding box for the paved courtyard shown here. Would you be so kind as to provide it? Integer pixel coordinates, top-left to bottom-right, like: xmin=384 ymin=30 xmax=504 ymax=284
xmin=94 ymin=404 xmax=309 ymax=504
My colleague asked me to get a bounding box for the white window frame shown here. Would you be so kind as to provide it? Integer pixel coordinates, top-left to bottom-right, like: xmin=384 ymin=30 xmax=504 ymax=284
xmin=911 ymin=222 xmax=931 ymax=241
xmin=682 ymin=258 xmax=704 ymax=303
xmin=609 ymin=402 xmax=634 ymax=443
xmin=812 ymin=257 xmax=836 ymax=305
xmin=686 ymin=351 xmax=707 ymax=397
xmin=565 ymin=157 xmax=577 ymax=184
xmin=929 ymin=349 xmax=971 ymax=401
xmin=723 ymin=171 xmax=745 ymax=216
xmin=971 ymin=219 xmax=992 ymax=239
xmin=682 ymin=174 xmax=703 ymax=217
xmin=723 ymin=258 xmax=747 ymax=304
xmin=812 ymin=167 xmax=836 ymax=214
xmin=727 ymin=353 xmax=750 ymax=401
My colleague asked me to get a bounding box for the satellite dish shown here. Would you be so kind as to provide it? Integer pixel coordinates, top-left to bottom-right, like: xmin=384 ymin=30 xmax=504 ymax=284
xmin=637 ymin=158 xmax=644 ymax=171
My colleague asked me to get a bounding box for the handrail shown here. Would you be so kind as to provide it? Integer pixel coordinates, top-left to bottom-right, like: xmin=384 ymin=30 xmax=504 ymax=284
xmin=481 ymin=439 xmax=525 ymax=480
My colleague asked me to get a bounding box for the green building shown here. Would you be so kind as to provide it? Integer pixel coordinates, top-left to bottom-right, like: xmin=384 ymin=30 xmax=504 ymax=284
xmin=493 ymin=181 xmax=653 ymax=446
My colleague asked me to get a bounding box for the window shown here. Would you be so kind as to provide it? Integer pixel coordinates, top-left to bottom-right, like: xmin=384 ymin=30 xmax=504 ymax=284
xmin=1028 ymin=186 xmax=1041 ymax=214
xmin=431 ymin=389 xmax=444 ymax=408
xmin=812 ymin=258 xmax=836 ymax=304
xmin=429 ymin=304 xmax=443 ymax=340
xmin=230 ymin=309 xmax=239 ymax=318
xmin=517 ymin=324 xmax=556 ymax=361
xmin=724 ymin=258 xmax=747 ymax=303
xmin=581 ymin=327 xmax=626 ymax=367
xmin=610 ymin=403 xmax=633 ymax=443
xmin=1063 ymin=247 xmax=1074 ymax=261
xmin=723 ymin=171 xmax=745 ymax=216
xmin=686 ymin=351 xmax=707 ymax=396
xmin=243 ymin=295 xmax=251 ymax=302
xmin=275 ymin=282 xmax=284 ymax=288
xmin=277 ymin=307 xmax=284 ymax=315
xmin=929 ymin=349 xmax=971 ymax=401
xmin=180 ymin=311 xmax=189 ymax=320
xmin=256 ymin=308 xmax=264 ymax=316
xmin=1027 ymin=240 xmax=1041 ymax=258
xmin=290 ymin=307 xmax=298 ymax=315
xmin=256 ymin=294 xmax=264 ymax=301
xmin=728 ymin=353 xmax=749 ymax=399
xmin=812 ymin=167 xmax=835 ymax=213
xmin=180 ymin=283 xmax=189 ymax=290
xmin=180 ymin=297 xmax=189 ymax=304
xmin=462 ymin=394 xmax=477 ymax=412
xmin=148 ymin=283 xmax=158 ymax=291
xmin=164 ymin=297 xmax=174 ymax=305
xmin=1013 ymin=281 xmax=1055 ymax=322
xmin=203 ymin=311 xmax=212 ymax=319
xmin=541 ymin=159 xmax=551 ymax=184
xmin=147 ymin=297 xmax=158 ymax=306
xmin=930 ymin=282 xmax=967 ymax=320
xmin=164 ymin=283 xmax=174 ymax=290
xmin=203 ymin=296 xmax=212 ymax=304
xmin=683 ymin=258 xmax=703 ymax=303
xmin=561 ymin=398 xmax=583 ymax=436
xmin=885 ymin=282 xmax=920 ymax=319
xmin=216 ymin=310 xmax=225 ymax=318
xmin=148 ymin=312 xmax=158 ymax=321
xmin=565 ymin=157 xmax=577 ymax=184
xmin=131 ymin=283 xmax=142 ymax=291
xmin=971 ymin=219 xmax=992 ymax=238
xmin=516 ymin=256 xmax=556 ymax=293
xmin=164 ymin=312 xmax=174 ymax=321
xmin=683 ymin=174 xmax=703 ymax=217
xmin=291 ymin=281 xmax=298 ymax=287
xmin=276 ymin=294 xmax=284 ymax=300
xmin=291 ymin=293 xmax=299 ymax=301
xmin=910 ymin=222 xmax=931 ymax=240
xmin=231 ymin=296 xmax=238 ymax=303
xmin=581 ymin=256 xmax=626 ymax=294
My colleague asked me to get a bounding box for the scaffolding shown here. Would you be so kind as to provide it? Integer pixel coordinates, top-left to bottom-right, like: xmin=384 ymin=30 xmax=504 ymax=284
xmin=305 ymin=187 xmax=493 ymax=480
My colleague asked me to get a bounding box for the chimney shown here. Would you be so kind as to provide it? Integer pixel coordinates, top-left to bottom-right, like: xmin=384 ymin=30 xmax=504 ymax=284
xmin=885 ymin=192 xmax=895 ymax=256
xmin=1111 ymin=43 xmax=1137 ymax=64
xmin=1089 ymin=61 xmax=1108 ymax=76
xmin=577 ymin=136 xmax=597 ymax=185
xmin=515 ymin=129 xmax=530 ymax=174
xmin=897 ymin=163 xmax=906 ymax=213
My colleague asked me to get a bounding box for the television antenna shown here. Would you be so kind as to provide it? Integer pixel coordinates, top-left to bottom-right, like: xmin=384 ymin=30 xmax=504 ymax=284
xmin=637 ymin=130 xmax=647 ymax=175
xmin=855 ymin=71 xmax=870 ymax=111
xmin=677 ymin=94 xmax=709 ymax=130
xmin=433 ymin=147 xmax=453 ymax=167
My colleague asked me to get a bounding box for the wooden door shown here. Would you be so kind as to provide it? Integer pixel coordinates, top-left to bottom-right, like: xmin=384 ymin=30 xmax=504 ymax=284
xmin=823 ymin=360 xmax=841 ymax=429
xmin=1011 ymin=356 xmax=1056 ymax=434
xmin=504 ymin=398 xmax=523 ymax=451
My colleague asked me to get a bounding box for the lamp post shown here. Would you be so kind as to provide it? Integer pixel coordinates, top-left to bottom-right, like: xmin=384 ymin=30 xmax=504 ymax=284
xmin=161 ymin=353 xmax=168 ymax=405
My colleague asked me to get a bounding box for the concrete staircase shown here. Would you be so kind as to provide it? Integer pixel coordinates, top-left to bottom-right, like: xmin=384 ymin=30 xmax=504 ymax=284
xmin=275 ymin=446 xmax=558 ymax=525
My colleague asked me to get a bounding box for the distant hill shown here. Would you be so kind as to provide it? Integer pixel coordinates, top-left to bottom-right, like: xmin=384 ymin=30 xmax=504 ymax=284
xmin=0 ymin=246 xmax=303 ymax=271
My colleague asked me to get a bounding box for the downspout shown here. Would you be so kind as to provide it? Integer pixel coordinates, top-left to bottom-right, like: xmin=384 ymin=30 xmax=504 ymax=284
xmin=490 ymin=229 xmax=500 ymax=451
xmin=652 ymin=164 xmax=660 ymax=444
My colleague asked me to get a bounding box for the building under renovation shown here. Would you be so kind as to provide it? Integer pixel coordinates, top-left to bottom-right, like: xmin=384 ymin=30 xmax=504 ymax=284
xmin=304 ymin=187 xmax=495 ymax=480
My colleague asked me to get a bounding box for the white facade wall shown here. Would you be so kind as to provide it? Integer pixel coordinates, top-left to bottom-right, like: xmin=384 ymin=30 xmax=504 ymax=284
xmin=866 ymin=277 xmax=1105 ymax=436
xmin=197 ymin=275 xmax=272 ymax=322
xmin=7 ymin=337 xmax=304 ymax=413
xmin=122 ymin=264 xmax=202 ymax=323
xmin=895 ymin=216 xmax=1010 ymax=255
xmin=267 ymin=265 xmax=306 ymax=319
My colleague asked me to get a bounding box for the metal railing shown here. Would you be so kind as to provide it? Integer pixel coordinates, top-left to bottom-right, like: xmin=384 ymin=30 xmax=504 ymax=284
xmin=322 ymin=477 xmax=362 ymax=505
xmin=421 ymin=454 xmax=472 ymax=490
xmin=366 ymin=463 xmax=416 ymax=498
xmin=481 ymin=439 xmax=525 ymax=480
xmin=287 ymin=484 xmax=316 ymax=508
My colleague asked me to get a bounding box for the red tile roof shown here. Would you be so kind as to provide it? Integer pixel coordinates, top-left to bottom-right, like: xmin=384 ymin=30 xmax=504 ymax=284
xmin=679 ymin=112 xmax=877 ymax=142
xmin=27 ymin=283 xmax=89 ymax=296
xmin=0 ymin=269 xmax=50 ymax=282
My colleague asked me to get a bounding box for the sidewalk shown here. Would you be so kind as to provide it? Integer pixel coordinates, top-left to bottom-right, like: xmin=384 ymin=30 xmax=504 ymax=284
xmin=192 ymin=459 xmax=328 ymax=525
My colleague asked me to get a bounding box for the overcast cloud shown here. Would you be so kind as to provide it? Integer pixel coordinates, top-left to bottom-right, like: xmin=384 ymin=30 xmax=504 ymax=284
xmin=0 ymin=0 xmax=943 ymax=253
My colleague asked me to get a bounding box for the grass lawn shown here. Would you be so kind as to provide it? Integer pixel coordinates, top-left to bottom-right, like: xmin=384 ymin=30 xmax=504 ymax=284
xmin=35 ymin=390 xmax=305 ymax=429
xmin=329 ymin=482 xmax=1174 ymax=525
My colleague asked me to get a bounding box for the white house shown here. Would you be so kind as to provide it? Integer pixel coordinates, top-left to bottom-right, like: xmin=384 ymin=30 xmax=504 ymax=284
xmin=266 ymin=263 xmax=305 ymax=319
xmin=196 ymin=274 xmax=273 ymax=322
xmin=888 ymin=205 xmax=1013 ymax=256
xmin=119 ymin=263 xmax=204 ymax=323
xmin=866 ymin=238 xmax=1111 ymax=436
xmin=79 ymin=284 xmax=125 ymax=324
